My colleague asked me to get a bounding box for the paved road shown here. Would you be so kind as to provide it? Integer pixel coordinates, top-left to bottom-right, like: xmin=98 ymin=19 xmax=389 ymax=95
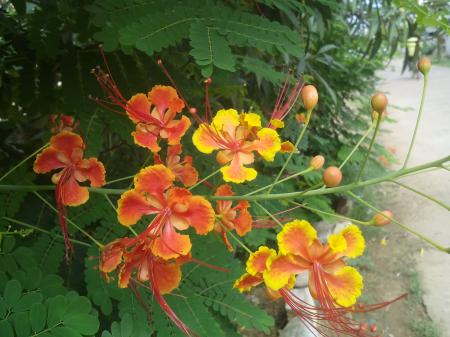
xmin=377 ymin=59 xmax=450 ymax=336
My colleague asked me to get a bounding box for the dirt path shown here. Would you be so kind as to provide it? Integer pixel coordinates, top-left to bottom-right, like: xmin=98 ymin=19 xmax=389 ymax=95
xmin=377 ymin=59 xmax=450 ymax=336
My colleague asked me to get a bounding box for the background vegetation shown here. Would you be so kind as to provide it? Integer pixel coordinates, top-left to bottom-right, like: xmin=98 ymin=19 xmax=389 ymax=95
xmin=0 ymin=0 xmax=448 ymax=336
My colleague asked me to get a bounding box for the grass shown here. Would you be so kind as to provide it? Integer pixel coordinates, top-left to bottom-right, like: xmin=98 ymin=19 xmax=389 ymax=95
xmin=409 ymin=320 xmax=440 ymax=337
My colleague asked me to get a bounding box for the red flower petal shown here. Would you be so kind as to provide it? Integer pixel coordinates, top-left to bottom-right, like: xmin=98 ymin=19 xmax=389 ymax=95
xmin=126 ymin=93 xmax=152 ymax=124
xmin=148 ymin=85 xmax=185 ymax=114
xmin=50 ymin=131 xmax=84 ymax=158
xmin=162 ymin=116 xmax=191 ymax=145
xmin=132 ymin=129 xmax=161 ymax=152
xmin=76 ymin=158 xmax=106 ymax=187
xmin=117 ymin=190 xmax=157 ymax=226
xmin=33 ymin=147 xmax=66 ymax=173
xmin=134 ymin=164 xmax=175 ymax=196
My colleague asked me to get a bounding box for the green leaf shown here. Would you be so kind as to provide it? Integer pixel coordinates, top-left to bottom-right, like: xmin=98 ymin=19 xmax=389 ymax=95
xmin=120 ymin=313 xmax=133 ymax=337
xmin=52 ymin=327 xmax=83 ymax=337
xmin=65 ymin=314 xmax=100 ymax=335
xmin=30 ymin=302 xmax=47 ymax=333
xmin=13 ymin=292 xmax=43 ymax=312
xmin=0 ymin=320 xmax=14 ymax=337
xmin=13 ymin=311 xmax=31 ymax=337
xmin=190 ymin=23 xmax=235 ymax=77
xmin=2 ymin=236 xmax=16 ymax=253
xmin=4 ymin=279 xmax=22 ymax=307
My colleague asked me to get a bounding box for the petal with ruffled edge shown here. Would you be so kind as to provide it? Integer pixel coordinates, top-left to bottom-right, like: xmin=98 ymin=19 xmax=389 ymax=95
xmin=212 ymin=109 xmax=240 ymax=136
xmin=100 ymin=241 xmax=123 ymax=273
xmin=325 ymin=266 xmax=364 ymax=307
xmin=277 ymin=220 xmax=317 ymax=257
xmin=134 ymin=164 xmax=175 ymax=196
xmin=234 ymin=208 xmax=253 ymax=236
xmin=51 ymin=131 xmax=85 ymax=158
xmin=34 ymin=148 xmax=66 ymax=174
xmin=180 ymin=195 xmax=215 ymax=235
xmin=242 ymin=112 xmax=261 ymax=128
xmin=148 ymin=85 xmax=185 ymax=115
xmin=246 ymin=246 xmax=276 ymax=276
xmin=173 ymin=163 xmax=198 ymax=187
xmin=126 ymin=93 xmax=152 ymax=124
xmin=59 ymin=175 xmax=89 ymax=206
xmin=280 ymin=141 xmax=297 ymax=153
xmin=132 ymin=129 xmax=161 ymax=152
xmin=255 ymin=128 xmax=281 ymax=161
xmin=162 ymin=116 xmax=191 ymax=145
xmin=328 ymin=224 xmax=365 ymax=258
xmin=75 ymin=158 xmax=106 ymax=187
xmin=152 ymin=226 xmax=192 ymax=260
xmin=220 ymin=158 xmax=257 ymax=183
xmin=233 ymin=273 xmax=263 ymax=293
xmin=117 ymin=190 xmax=159 ymax=226
xmin=152 ymin=260 xmax=183 ymax=295
xmin=263 ymin=254 xmax=307 ymax=291
xmin=270 ymin=118 xmax=285 ymax=129
xmin=192 ymin=124 xmax=221 ymax=154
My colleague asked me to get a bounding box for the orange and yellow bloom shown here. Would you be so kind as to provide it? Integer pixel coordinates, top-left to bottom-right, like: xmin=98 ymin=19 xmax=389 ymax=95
xmin=192 ymin=109 xmax=281 ymax=183
xmin=126 ymin=86 xmax=191 ymax=152
xmin=117 ymin=164 xmax=214 ymax=260
xmin=33 ymin=131 xmax=105 ymax=257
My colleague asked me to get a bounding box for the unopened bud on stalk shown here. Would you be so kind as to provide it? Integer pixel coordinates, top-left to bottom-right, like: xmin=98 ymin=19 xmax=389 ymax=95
xmin=310 ymin=155 xmax=325 ymax=170
xmin=371 ymin=110 xmax=386 ymax=122
xmin=371 ymin=92 xmax=388 ymax=113
xmin=372 ymin=210 xmax=393 ymax=226
xmin=189 ymin=107 xmax=197 ymax=114
xmin=417 ymin=57 xmax=431 ymax=75
xmin=301 ymin=85 xmax=318 ymax=110
xmin=322 ymin=166 xmax=342 ymax=187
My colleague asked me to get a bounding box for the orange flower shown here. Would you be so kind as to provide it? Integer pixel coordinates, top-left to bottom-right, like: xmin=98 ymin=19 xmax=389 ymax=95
xmin=214 ymin=184 xmax=253 ymax=251
xmin=117 ymin=165 xmax=214 ymax=260
xmin=34 ymin=131 xmax=105 ymax=258
xmin=99 ymin=235 xmax=193 ymax=336
xmin=235 ymin=220 xmax=404 ymax=336
xmin=126 ymin=86 xmax=191 ymax=152
xmin=193 ymin=109 xmax=281 ymax=183
xmin=92 ymin=67 xmax=190 ymax=153
xmin=154 ymin=144 xmax=198 ymax=187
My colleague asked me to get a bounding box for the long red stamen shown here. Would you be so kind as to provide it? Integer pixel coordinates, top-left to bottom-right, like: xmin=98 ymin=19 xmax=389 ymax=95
xmin=269 ymin=74 xmax=304 ymax=126
xmin=55 ymin=167 xmax=75 ymax=261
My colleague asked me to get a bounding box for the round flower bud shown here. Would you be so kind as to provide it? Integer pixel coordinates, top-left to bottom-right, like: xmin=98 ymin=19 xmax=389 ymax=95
xmin=372 ymin=210 xmax=393 ymax=226
xmin=301 ymin=85 xmax=319 ymax=110
xmin=322 ymin=166 xmax=342 ymax=187
xmin=417 ymin=57 xmax=431 ymax=75
xmin=371 ymin=92 xmax=388 ymax=113
xmin=310 ymin=155 xmax=325 ymax=170
xmin=189 ymin=107 xmax=197 ymax=114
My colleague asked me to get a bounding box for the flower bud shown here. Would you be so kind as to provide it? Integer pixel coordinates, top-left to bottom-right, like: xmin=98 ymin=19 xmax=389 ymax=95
xmin=310 ymin=155 xmax=325 ymax=170
xmin=417 ymin=56 xmax=431 ymax=75
xmin=189 ymin=107 xmax=197 ymax=114
xmin=371 ymin=92 xmax=388 ymax=113
xmin=301 ymin=85 xmax=318 ymax=110
xmin=322 ymin=166 xmax=342 ymax=187
xmin=372 ymin=210 xmax=393 ymax=226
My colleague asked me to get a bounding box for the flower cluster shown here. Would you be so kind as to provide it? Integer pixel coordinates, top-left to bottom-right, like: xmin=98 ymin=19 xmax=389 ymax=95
xmin=234 ymin=220 xmax=400 ymax=336
xmin=33 ymin=115 xmax=105 ymax=258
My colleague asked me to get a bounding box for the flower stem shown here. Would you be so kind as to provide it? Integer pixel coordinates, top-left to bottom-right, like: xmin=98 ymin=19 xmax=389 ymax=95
xmin=347 ymin=191 xmax=449 ymax=253
xmin=33 ymin=192 xmax=104 ymax=248
xmin=267 ymin=108 xmax=313 ymax=194
xmin=0 ymin=142 xmax=49 ymax=183
xmin=253 ymin=201 xmax=284 ymax=229
xmin=245 ymin=167 xmax=313 ymax=196
xmin=188 ymin=168 xmax=221 ymax=191
xmin=339 ymin=124 xmax=374 ymax=169
xmin=355 ymin=115 xmax=382 ymax=182
xmin=105 ymin=175 xmax=134 ymax=185
xmin=288 ymin=201 xmax=371 ymax=225
xmin=390 ymin=180 xmax=450 ymax=212
xmin=403 ymin=73 xmax=429 ymax=168
xmin=2 ymin=216 xmax=92 ymax=247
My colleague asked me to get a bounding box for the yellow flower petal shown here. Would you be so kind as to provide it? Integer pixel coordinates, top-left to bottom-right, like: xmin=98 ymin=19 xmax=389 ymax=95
xmin=243 ymin=113 xmax=262 ymax=128
xmin=327 ymin=266 xmax=363 ymax=307
xmin=233 ymin=273 xmax=263 ymax=293
xmin=212 ymin=109 xmax=240 ymax=130
xmin=263 ymin=254 xmax=305 ymax=291
xmin=270 ymin=118 xmax=284 ymax=129
xmin=280 ymin=141 xmax=298 ymax=153
xmin=277 ymin=220 xmax=317 ymax=256
xmin=328 ymin=233 xmax=348 ymax=254
xmin=246 ymin=246 xmax=276 ymax=276
xmin=192 ymin=124 xmax=219 ymax=154
xmin=334 ymin=224 xmax=365 ymax=258
xmin=256 ymin=128 xmax=281 ymax=161
xmin=220 ymin=165 xmax=257 ymax=183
